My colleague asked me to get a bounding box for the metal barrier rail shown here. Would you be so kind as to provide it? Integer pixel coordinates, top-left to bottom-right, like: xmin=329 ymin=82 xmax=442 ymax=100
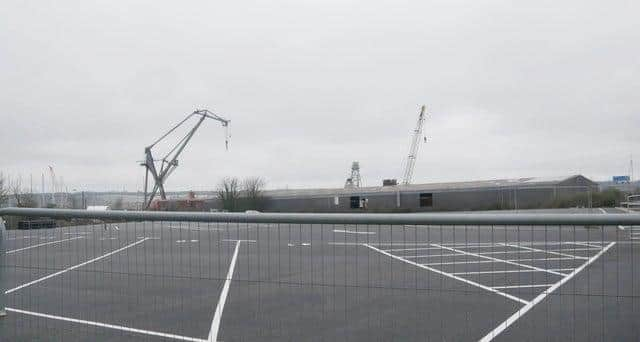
xmin=2 ymin=207 xmax=640 ymax=225
xmin=1 ymin=208 xmax=639 ymax=341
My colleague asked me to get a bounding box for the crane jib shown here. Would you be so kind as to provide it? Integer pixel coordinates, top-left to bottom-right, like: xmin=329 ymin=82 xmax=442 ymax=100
xmin=141 ymin=109 xmax=231 ymax=209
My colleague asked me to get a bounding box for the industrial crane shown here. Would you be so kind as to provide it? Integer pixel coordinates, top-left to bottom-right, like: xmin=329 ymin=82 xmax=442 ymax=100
xmin=401 ymin=105 xmax=427 ymax=185
xmin=140 ymin=109 xmax=230 ymax=209
xmin=344 ymin=161 xmax=362 ymax=188
xmin=48 ymin=166 xmax=57 ymax=207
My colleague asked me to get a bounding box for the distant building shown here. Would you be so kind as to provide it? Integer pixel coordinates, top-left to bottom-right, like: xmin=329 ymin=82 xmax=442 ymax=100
xmin=151 ymin=191 xmax=206 ymax=211
xmin=256 ymin=175 xmax=598 ymax=212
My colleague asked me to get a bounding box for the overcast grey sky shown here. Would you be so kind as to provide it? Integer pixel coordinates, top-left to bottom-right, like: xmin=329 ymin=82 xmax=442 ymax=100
xmin=1 ymin=0 xmax=638 ymax=192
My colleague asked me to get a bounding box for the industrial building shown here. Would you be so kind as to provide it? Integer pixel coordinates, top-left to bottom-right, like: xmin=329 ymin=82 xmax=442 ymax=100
xmin=255 ymin=175 xmax=598 ymax=212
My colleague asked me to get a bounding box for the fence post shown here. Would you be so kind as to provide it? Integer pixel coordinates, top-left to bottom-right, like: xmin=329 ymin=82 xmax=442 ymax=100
xmin=0 ymin=217 xmax=6 ymax=317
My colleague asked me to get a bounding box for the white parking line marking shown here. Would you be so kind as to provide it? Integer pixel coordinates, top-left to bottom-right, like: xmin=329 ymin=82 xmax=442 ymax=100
xmin=330 ymin=241 xmax=616 ymax=247
xmin=452 ymin=269 xmax=574 ymax=275
xmin=5 ymin=238 xmax=149 ymax=295
xmin=383 ymin=247 xmax=444 ymax=252
xmin=403 ymin=253 xmax=463 ymax=259
xmin=6 ymin=308 xmax=206 ymax=342
xmin=333 ymin=229 xmax=376 ymax=235
xmin=479 ymin=242 xmax=616 ymax=342
xmin=499 ymin=243 xmax=588 ymax=260
xmin=7 ymin=236 xmax=36 ymax=240
xmin=572 ymin=241 xmax=606 ymax=249
xmin=432 ymin=244 xmax=568 ymax=276
xmin=546 ymin=247 xmax=600 ymax=252
xmin=330 ymin=242 xmax=433 ymax=247
xmin=364 ymin=244 xmax=528 ymax=305
xmin=413 ymin=249 xmax=595 ymax=257
xmin=492 ymin=284 xmax=554 ymax=289
xmin=6 ymin=237 xmax=83 ymax=254
xmin=422 ymin=257 xmax=579 ymax=267
xmin=168 ymin=226 xmax=222 ymax=232
xmin=208 ymin=240 xmax=241 ymax=342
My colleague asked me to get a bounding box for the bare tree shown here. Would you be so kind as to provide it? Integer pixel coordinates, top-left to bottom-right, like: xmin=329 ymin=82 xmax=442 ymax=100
xmin=243 ymin=177 xmax=267 ymax=210
xmin=217 ymin=177 xmax=240 ymax=211
xmin=10 ymin=177 xmax=37 ymax=208
xmin=0 ymin=172 xmax=8 ymax=206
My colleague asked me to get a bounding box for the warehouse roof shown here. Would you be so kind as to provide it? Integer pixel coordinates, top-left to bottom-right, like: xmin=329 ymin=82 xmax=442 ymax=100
xmin=263 ymin=175 xmax=596 ymax=199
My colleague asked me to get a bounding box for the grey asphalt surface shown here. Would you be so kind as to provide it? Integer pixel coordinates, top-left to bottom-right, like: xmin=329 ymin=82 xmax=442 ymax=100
xmin=1 ymin=208 xmax=639 ymax=341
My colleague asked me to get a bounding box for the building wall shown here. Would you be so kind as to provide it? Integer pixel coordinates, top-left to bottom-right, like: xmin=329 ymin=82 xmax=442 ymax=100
xmin=259 ymin=185 xmax=596 ymax=213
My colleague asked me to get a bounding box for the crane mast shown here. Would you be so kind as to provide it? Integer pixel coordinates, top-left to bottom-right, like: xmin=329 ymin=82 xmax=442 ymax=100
xmin=344 ymin=161 xmax=362 ymax=188
xmin=48 ymin=165 xmax=57 ymax=207
xmin=141 ymin=109 xmax=230 ymax=209
xmin=401 ymin=105 xmax=427 ymax=185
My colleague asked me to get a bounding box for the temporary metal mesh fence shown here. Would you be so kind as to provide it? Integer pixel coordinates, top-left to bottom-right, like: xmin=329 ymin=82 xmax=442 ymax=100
xmin=1 ymin=208 xmax=639 ymax=341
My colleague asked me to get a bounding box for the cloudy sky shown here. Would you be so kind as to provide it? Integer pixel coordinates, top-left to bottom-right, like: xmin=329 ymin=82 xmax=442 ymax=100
xmin=1 ymin=0 xmax=638 ymax=192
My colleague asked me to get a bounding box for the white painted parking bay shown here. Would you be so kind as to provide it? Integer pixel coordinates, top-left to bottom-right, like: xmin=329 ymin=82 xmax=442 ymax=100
xmin=365 ymin=240 xmax=616 ymax=341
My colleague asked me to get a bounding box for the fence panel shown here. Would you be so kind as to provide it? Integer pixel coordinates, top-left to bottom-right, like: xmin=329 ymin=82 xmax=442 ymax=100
xmin=0 ymin=208 xmax=639 ymax=341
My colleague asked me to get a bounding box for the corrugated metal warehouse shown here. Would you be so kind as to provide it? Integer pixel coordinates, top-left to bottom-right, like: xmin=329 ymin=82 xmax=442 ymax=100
xmin=254 ymin=175 xmax=597 ymax=212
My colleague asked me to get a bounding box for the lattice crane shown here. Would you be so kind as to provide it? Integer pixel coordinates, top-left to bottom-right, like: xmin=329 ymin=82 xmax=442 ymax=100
xmin=140 ymin=109 xmax=230 ymax=209
xmin=401 ymin=105 xmax=427 ymax=185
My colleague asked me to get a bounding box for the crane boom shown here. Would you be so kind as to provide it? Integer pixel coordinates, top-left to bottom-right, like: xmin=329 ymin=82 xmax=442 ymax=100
xmin=401 ymin=105 xmax=427 ymax=185
xmin=141 ymin=109 xmax=230 ymax=209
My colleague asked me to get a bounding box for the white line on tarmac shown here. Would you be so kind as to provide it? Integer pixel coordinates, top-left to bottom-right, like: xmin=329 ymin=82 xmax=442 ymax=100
xmin=168 ymin=226 xmax=222 ymax=232
xmin=329 ymin=242 xmax=434 ymax=247
xmin=222 ymin=239 xmax=256 ymax=243
xmin=6 ymin=236 xmax=36 ymax=240
xmin=6 ymin=307 xmax=206 ymax=342
xmin=333 ymin=229 xmax=376 ymax=235
xmin=5 ymin=238 xmax=149 ymax=295
xmin=499 ymin=243 xmax=588 ymax=260
xmin=452 ymin=269 xmax=574 ymax=275
xmin=385 ymin=243 xmax=568 ymax=254
xmin=572 ymin=241 xmax=606 ymax=249
xmin=422 ymin=257 xmax=578 ymax=266
xmin=6 ymin=237 xmax=83 ymax=254
xmin=432 ymin=244 xmax=568 ymax=276
xmin=546 ymin=247 xmax=601 ymax=252
xmin=401 ymin=248 xmax=599 ymax=258
xmin=383 ymin=247 xmax=444 ymax=252
xmin=492 ymin=284 xmax=554 ymax=289
xmin=403 ymin=253 xmax=463 ymax=259
xmin=208 ymin=240 xmax=241 ymax=342
xmin=479 ymin=241 xmax=616 ymax=342
xmin=363 ymin=244 xmax=528 ymax=305
xmin=329 ymin=241 xmax=615 ymax=247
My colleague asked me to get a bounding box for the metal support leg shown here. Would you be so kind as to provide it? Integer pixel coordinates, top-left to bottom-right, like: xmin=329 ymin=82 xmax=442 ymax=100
xmin=0 ymin=218 xmax=6 ymax=317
